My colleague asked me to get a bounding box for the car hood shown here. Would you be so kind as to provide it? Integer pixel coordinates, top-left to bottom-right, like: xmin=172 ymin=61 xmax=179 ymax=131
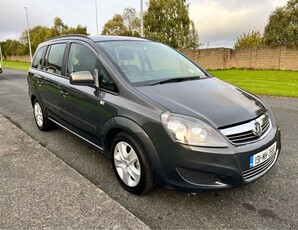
xmin=136 ymin=78 xmax=267 ymax=128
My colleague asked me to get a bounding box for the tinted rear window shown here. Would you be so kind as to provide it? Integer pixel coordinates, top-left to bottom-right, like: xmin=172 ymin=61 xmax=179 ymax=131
xmin=32 ymin=46 xmax=46 ymax=69
xmin=44 ymin=43 xmax=66 ymax=75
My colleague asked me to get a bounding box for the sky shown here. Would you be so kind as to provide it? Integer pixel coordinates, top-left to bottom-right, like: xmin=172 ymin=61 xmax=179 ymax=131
xmin=0 ymin=0 xmax=289 ymax=48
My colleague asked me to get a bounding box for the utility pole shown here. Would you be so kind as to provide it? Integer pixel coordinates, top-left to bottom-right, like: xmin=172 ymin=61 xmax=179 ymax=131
xmin=140 ymin=0 xmax=144 ymax=37
xmin=24 ymin=7 xmax=32 ymax=62
xmin=0 ymin=43 xmax=3 ymax=68
xmin=95 ymin=0 xmax=99 ymax=35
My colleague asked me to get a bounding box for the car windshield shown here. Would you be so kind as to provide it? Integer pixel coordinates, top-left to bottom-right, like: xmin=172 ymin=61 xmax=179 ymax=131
xmin=97 ymin=40 xmax=207 ymax=86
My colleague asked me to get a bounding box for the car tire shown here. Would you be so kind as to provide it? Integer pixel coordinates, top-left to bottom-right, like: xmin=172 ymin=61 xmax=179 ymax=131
xmin=112 ymin=132 xmax=155 ymax=194
xmin=33 ymin=99 xmax=54 ymax=131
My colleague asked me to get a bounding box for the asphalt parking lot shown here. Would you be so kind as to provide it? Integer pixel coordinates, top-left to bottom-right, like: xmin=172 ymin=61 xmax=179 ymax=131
xmin=0 ymin=68 xmax=297 ymax=229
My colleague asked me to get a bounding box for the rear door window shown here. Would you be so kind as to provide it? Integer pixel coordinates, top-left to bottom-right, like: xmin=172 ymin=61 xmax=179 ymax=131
xmin=44 ymin=43 xmax=66 ymax=75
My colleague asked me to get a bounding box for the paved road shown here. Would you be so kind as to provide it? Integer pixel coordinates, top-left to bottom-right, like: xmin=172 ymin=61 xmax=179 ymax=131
xmin=1 ymin=68 xmax=297 ymax=229
xmin=0 ymin=114 xmax=149 ymax=229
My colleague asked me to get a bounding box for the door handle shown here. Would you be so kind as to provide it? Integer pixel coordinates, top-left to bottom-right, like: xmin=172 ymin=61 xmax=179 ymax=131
xmin=34 ymin=74 xmax=41 ymax=78
xmin=34 ymin=74 xmax=42 ymax=86
xmin=60 ymin=90 xmax=68 ymax=97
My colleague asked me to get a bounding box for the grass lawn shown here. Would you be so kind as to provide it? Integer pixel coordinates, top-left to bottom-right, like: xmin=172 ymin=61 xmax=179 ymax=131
xmin=2 ymin=60 xmax=31 ymax=70
xmin=209 ymin=69 xmax=298 ymax=98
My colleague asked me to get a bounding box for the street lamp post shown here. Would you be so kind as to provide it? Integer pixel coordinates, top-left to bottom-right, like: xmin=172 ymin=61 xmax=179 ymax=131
xmin=0 ymin=43 xmax=3 ymax=70
xmin=95 ymin=0 xmax=99 ymax=35
xmin=24 ymin=7 xmax=32 ymax=62
xmin=140 ymin=0 xmax=144 ymax=37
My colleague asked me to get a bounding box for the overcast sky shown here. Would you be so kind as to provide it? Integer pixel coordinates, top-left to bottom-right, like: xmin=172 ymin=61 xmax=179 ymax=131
xmin=0 ymin=0 xmax=288 ymax=48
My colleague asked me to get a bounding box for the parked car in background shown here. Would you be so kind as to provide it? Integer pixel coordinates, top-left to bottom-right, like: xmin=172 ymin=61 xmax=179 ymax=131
xmin=27 ymin=35 xmax=281 ymax=194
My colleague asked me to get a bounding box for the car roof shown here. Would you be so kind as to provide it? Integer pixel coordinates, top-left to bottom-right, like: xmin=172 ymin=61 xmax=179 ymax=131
xmin=44 ymin=34 xmax=149 ymax=43
xmin=90 ymin=35 xmax=148 ymax=42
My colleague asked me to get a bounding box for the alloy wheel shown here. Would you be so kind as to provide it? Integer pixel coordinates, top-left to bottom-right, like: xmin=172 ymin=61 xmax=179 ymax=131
xmin=113 ymin=141 xmax=141 ymax=187
xmin=34 ymin=102 xmax=43 ymax=128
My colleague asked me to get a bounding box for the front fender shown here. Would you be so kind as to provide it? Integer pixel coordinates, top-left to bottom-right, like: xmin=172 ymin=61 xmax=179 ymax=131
xmin=102 ymin=116 xmax=154 ymax=151
xmin=101 ymin=116 xmax=166 ymax=185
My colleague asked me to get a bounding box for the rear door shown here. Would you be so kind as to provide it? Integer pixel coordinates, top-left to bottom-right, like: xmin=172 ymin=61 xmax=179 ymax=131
xmin=28 ymin=45 xmax=47 ymax=100
xmin=36 ymin=43 xmax=67 ymax=119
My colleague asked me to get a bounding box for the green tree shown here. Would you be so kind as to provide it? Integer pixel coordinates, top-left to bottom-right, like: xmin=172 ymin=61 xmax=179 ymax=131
xmin=186 ymin=21 xmax=199 ymax=49
xmin=66 ymin=25 xmax=88 ymax=35
xmin=101 ymin=8 xmax=140 ymax=36
xmin=263 ymin=0 xmax=298 ymax=47
xmin=144 ymin=0 xmax=199 ymax=48
xmin=101 ymin=14 xmax=128 ymax=36
xmin=20 ymin=26 xmax=50 ymax=54
xmin=123 ymin=8 xmax=141 ymax=36
xmin=5 ymin=17 xmax=87 ymax=56
xmin=234 ymin=30 xmax=263 ymax=48
xmin=2 ymin=39 xmax=27 ymax=56
xmin=48 ymin=17 xmax=87 ymax=37
xmin=51 ymin=17 xmax=68 ymax=36
xmin=20 ymin=17 xmax=88 ymax=54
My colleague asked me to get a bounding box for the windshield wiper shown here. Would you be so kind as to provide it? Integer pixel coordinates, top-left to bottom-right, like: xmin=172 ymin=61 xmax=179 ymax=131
xmin=148 ymin=76 xmax=200 ymax=86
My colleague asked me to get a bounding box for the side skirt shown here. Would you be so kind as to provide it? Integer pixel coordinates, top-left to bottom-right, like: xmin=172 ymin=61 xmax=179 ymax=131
xmin=49 ymin=117 xmax=104 ymax=151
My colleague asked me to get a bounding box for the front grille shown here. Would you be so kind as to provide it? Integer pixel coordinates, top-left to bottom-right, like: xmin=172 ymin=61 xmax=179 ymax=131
xmin=243 ymin=148 xmax=278 ymax=181
xmin=220 ymin=114 xmax=271 ymax=145
xmin=176 ymin=167 xmax=218 ymax=185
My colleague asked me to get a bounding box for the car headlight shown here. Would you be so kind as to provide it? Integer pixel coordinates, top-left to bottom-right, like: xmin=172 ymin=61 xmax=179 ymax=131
xmin=161 ymin=112 xmax=228 ymax=147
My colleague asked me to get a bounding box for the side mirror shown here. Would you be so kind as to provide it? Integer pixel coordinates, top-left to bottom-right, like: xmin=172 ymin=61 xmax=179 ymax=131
xmin=70 ymin=71 xmax=94 ymax=86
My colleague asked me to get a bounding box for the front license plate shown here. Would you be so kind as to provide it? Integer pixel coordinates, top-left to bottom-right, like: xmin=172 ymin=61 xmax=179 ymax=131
xmin=249 ymin=142 xmax=277 ymax=168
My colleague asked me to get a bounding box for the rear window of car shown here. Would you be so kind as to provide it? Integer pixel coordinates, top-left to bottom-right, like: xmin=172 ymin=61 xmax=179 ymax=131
xmin=32 ymin=46 xmax=46 ymax=69
xmin=44 ymin=43 xmax=66 ymax=75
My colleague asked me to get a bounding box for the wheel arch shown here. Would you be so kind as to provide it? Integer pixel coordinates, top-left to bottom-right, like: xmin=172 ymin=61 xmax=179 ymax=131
xmin=102 ymin=116 xmax=154 ymax=155
xmin=102 ymin=116 xmax=164 ymax=183
xmin=31 ymin=95 xmax=37 ymax=106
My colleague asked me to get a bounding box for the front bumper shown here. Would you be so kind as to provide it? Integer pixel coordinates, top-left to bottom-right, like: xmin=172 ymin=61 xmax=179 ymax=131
xmin=151 ymin=125 xmax=281 ymax=192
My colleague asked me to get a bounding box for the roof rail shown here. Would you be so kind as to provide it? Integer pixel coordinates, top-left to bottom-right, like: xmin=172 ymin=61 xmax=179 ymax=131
xmin=142 ymin=36 xmax=160 ymax=43
xmin=44 ymin=34 xmax=92 ymax=42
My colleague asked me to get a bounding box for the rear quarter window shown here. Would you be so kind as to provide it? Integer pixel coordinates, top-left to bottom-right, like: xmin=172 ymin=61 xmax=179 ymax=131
xmin=32 ymin=46 xmax=46 ymax=69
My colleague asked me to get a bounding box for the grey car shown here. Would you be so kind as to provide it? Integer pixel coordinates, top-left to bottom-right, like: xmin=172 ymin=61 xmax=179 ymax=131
xmin=27 ymin=35 xmax=281 ymax=194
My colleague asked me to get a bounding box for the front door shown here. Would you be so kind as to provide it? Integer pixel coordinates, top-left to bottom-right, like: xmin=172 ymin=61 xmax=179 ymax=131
xmin=59 ymin=42 xmax=118 ymax=146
